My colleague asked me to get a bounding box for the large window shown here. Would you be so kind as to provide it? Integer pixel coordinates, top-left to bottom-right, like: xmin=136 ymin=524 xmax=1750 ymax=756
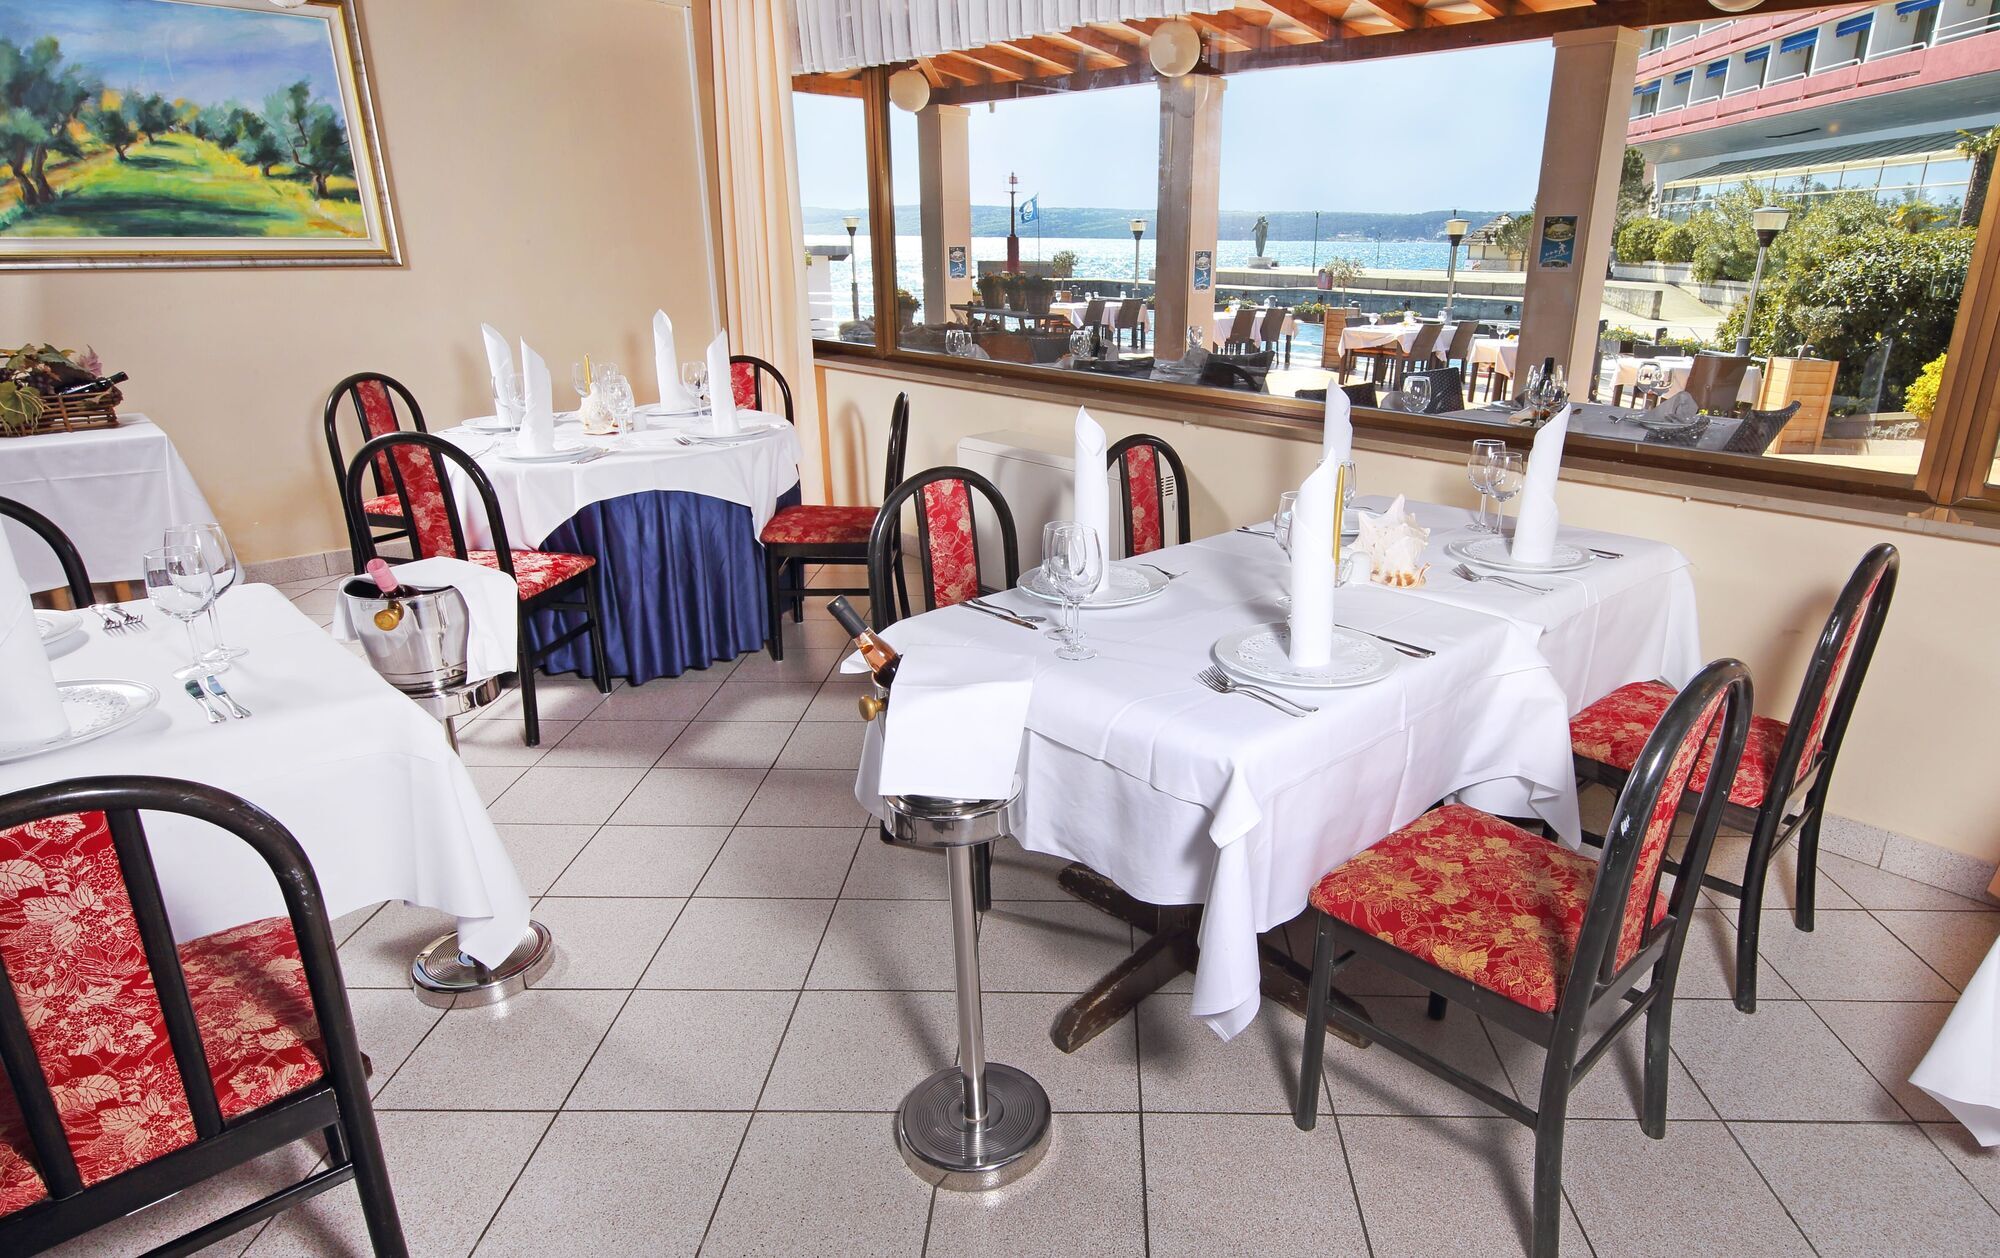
xmin=794 ymin=90 xmax=878 ymax=346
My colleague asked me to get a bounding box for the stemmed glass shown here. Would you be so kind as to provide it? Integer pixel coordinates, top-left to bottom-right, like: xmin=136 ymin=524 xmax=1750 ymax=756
xmin=681 ymin=361 xmax=710 ymax=410
xmin=1635 ymin=361 xmax=1665 ymax=411
xmin=597 ymin=369 xmax=636 ymax=431
xmin=165 ymin=523 xmax=245 ymax=665
xmin=1406 ymin=376 xmax=1432 ymax=414
xmin=570 ymin=362 xmax=594 ymax=402
xmin=1042 ymin=522 xmax=1103 ymax=662
xmin=1273 ymin=491 xmax=1297 ymax=557
xmin=1468 ymin=438 xmax=1506 ymax=532
xmin=1487 ymin=451 xmax=1527 ymax=535
xmin=493 ymin=365 xmax=526 ymax=428
xmin=144 ymin=545 xmax=217 ymax=681
xmin=944 ymin=328 xmax=972 ymax=358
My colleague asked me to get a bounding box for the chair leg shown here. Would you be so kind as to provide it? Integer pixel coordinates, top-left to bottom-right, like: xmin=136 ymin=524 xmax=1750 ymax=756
xmin=516 ymin=615 xmax=540 ymax=747
xmin=1294 ymin=916 xmax=1336 ymax=1130
xmin=1425 ymin=992 xmax=1447 ymax=1022
xmin=582 ymin=576 xmax=611 ymax=695
xmin=789 ymin=558 xmax=807 ymax=622
xmin=1641 ymin=994 xmax=1673 ymax=1139
xmin=763 ymin=549 xmax=786 ymax=662
xmin=1732 ymin=887 xmax=1765 ymax=1015
xmin=1531 ymin=1069 xmax=1573 ymax=1258
xmin=344 ymin=1113 xmax=411 ymax=1258
xmin=1795 ymin=808 xmax=1822 ymax=933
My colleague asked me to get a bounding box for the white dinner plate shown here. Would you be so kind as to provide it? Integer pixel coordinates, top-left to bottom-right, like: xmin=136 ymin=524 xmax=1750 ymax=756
xmin=1212 ymin=623 xmax=1397 ymax=690
xmin=36 ymin=610 xmax=86 ymax=651
xmin=1444 ymin=535 xmax=1593 ymax=574
xmin=463 ymin=417 xmax=520 ymax=434
xmin=493 ymin=442 xmax=596 ymax=464
xmin=680 ymin=418 xmax=787 ymax=445
xmin=636 ymin=402 xmax=710 ymax=419
xmin=1018 ymin=563 xmax=1169 ymax=609
xmin=0 ymin=679 xmax=160 ymax=765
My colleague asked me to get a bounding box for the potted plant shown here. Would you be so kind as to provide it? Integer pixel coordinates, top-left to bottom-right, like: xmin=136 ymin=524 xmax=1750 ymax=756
xmin=1049 ymin=249 xmax=1079 ymax=279
xmin=978 ymin=272 xmax=1006 ymax=311
xmin=1022 ymin=276 xmax=1056 ymax=316
xmin=1002 ymin=272 xmax=1026 ymax=312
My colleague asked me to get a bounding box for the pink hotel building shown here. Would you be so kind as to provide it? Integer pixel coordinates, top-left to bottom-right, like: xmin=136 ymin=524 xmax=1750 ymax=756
xmin=1626 ymin=0 xmax=2000 ymax=218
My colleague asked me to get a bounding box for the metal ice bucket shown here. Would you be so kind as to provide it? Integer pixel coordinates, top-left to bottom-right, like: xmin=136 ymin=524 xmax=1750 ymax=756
xmin=341 ymin=579 xmax=470 ymax=696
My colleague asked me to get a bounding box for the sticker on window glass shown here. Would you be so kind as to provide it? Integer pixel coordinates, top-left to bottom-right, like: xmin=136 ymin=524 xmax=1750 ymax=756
xmin=948 ymin=245 xmax=968 ymax=279
xmin=1193 ymin=250 xmax=1213 ymax=291
xmin=1537 ymin=216 xmax=1577 ymax=270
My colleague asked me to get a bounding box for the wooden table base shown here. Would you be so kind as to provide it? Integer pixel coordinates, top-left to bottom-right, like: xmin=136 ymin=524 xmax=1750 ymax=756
xmin=1049 ymin=863 xmax=1371 ymax=1054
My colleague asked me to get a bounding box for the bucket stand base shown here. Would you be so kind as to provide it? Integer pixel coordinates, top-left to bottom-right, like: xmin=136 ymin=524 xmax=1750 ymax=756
xmin=896 ymin=1062 xmax=1052 ymax=1191
xmin=411 ymin=920 xmax=554 ymax=1009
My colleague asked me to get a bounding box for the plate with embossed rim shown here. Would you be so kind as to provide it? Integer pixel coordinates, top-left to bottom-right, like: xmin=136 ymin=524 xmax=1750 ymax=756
xmin=1018 ymin=563 xmax=1169 ymax=609
xmin=1212 ymin=623 xmax=1397 ymax=690
xmin=1444 ymin=535 xmax=1593 ymax=574
xmin=35 ymin=610 xmax=86 ymax=652
xmin=0 ymin=679 xmax=160 ymax=765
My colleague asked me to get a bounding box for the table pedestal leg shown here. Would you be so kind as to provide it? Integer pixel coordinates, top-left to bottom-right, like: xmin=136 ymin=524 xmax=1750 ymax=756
xmin=411 ymin=920 xmax=554 ymax=1009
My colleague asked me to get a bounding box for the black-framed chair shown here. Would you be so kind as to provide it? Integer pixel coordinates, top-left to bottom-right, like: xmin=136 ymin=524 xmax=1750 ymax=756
xmin=1114 ymin=299 xmax=1146 ymax=349
xmin=343 ymin=432 xmax=610 ymax=746
xmin=323 ymin=373 xmax=429 ymax=551
xmin=865 ymin=466 xmax=1018 ymax=632
xmin=0 ymin=496 xmax=91 ymax=606
xmin=1295 ymin=659 xmax=1753 ymax=1258
xmin=727 ymin=354 xmax=792 ymax=423
xmin=1721 ymin=400 xmax=1801 ymax=457
xmin=1387 ymin=321 xmax=1444 ymax=388
xmin=1107 ymin=434 xmax=1190 ymax=557
xmin=0 ymin=776 xmax=406 ymax=1256
xmin=759 ymin=393 xmax=911 ymax=661
xmin=1570 ymin=543 xmax=1898 ymax=1012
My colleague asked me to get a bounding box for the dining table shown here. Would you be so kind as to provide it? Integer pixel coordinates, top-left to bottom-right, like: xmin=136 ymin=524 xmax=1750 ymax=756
xmin=1337 ymin=323 xmax=1516 ymax=382
xmin=1608 ymin=355 xmax=1763 ymax=408
xmin=1048 ymin=299 xmax=1154 ymax=332
xmin=7 ymin=583 xmax=531 ymax=968
xmin=853 ymin=500 xmax=1701 ymax=1043
xmin=1438 ymin=399 xmax=1773 ymax=455
xmin=0 ymin=414 xmax=216 ymax=594
xmin=436 ymin=409 xmax=803 ymax=684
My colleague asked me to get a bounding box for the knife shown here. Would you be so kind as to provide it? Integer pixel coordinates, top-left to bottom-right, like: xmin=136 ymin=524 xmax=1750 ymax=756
xmin=958 ymin=600 xmax=1039 ymax=630
xmin=182 ymin=679 xmax=227 ymax=724
xmin=205 ymin=674 xmax=252 ymax=718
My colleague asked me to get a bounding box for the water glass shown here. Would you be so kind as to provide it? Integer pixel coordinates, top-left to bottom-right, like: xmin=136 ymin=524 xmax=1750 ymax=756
xmin=599 ymin=371 xmax=637 ymax=430
xmin=1272 ymin=491 xmax=1297 ymax=557
xmin=1042 ymin=521 xmax=1103 ymax=663
xmin=681 ymin=361 xmax=709 ymax=409
xmin=144 ymin=545 xmax=218 ymax=681
xmin=1406 ymin=376 xmax=1432 ymax=413
xmin=164 ymin=523 xmax=245 ymax=665
xmin=1487 ymin=451 xmax=1527 ymax=533
xmin=1468 ymin=438 xmax=1505 ymax=532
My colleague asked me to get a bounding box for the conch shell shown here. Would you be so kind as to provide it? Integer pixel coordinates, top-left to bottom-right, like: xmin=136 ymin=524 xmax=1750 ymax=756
xmin=577 ymin=386 xmax=616 ymax=435
xmin=1357 ymin=494 xmax=1431 ymax=588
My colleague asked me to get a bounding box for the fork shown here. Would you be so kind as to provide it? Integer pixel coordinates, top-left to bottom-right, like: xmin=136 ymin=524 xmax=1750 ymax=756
xmin=89 ymin=604 xmax=127 ymax=635
xmin=1452 ymin=563 xmax=1550 ymax=595
xmin=968 ymin=596 xmax=1046 ymax=624
xmin=1196 ymin=665 xmax=1317 ymax=717
xmin=1137 ymin=563 xmax=1183 ymax=581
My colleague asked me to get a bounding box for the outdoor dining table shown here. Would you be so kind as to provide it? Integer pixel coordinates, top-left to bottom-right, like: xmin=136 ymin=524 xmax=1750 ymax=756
xmin=1048 ymin=299 xmax=1154 ymax=330
xmin=0 ymin=413 xmax=216 ymax=594
xmin=1608 ymin=355 xmax=1763 ymax=407
xmin=853 ymin=501 xmax=1701 ymax=1043
xmin=436 ymin=412 xmax=802 ymax=684
xmin=5 ymin=583 xmax=530 ymax=967
xmin=1439 ymin=400 xmax=1758 ymax=454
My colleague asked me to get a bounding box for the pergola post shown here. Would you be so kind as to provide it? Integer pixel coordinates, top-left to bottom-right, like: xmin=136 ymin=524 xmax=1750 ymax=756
xmin=1154 ymin=74 xmax=1226 ymax=361
xmin=918 ymin=103 xmax=973 ymax=327
xmin=1518 ymin=27 xmax=1642 ymax=390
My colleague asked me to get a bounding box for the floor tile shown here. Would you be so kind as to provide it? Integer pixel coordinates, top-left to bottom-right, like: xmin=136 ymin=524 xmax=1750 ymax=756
xmin=1669 ymin=999 xmax=1905 ymax=1121
xmin=740 ymin=768 xmax=874 ymax=827
xmin=346 ymin=988 xmax=445 ymax=1097
xmin=774 ymin=719 xmax=867 ymax=770
xmin=925 ymin=1113 xmax=1146 ymax=1258
xmin=701 ymin=1111 xmax=934 ymax=1257
xmin=978 ymin=899 xmax=1134 ymax=994
xmin=1923 ymin=1122 xmax=2000 ymax=1213
xmin=986 ymin=842 xmax=1076 ymax=900
xmin=726 ymin=648 xmax=843 ymax=686
xmin=841 ymin=831 xmax=947 ymax=899
xmin=479 ymin=675 xmax=613 ymax=724
xmin=982 ymin=990 xmax=1140 ymax=1113
xmin=332 ymin=902 xmax=383 ymax=946
xmin=699 ymin=825 xmax=865 ymax=898
xmin=1343 ymin=1115 xmax=1595 ymax=1257
xmin=453 ymin=717 xmax=573 ymax=768
xmin=656 ymin=719 xmax=795 ymax=768
xmin=46 ymin=1143 xmax=321 ymax=1257
xmin=465 ymin=765 xmax=524 ymax=806
xmin=780 ymin=615 xmax=858 ymax=649
xmin=807 ymin=898 xmax=956 ymax=991
xmin=1747 ymin=909 xmax=1958 ymax=1002
xmin=698 ymin=681 xmax=820 ymax=722
xmin=1562 ymin=1119 xmax=1810 ymax=1256
xmin=338 ymin=900 xmax=459 ymax=989
xmin=803 ymin=675 xmax=872 ymax=721
xmin=1821 ymin=852 xmax=1998 ymax=911
xmin=474 ymin=1111 xmax=746 ymax=1258
xmin=1700 ymin=835 xmax=1858 ymax=913
xmin=1323 ymin=997 xmax=1522 ymax=1118
xmin=1486 ymin=1005 xmax=1714 ymax=1122
xmin=493 ymin=823 xmax=598 ymax=897
xmin=1873 ymin=910 xmax=2000 ymax=991
xmin=525 ymin=896 xmax=682 ymax=989
xmin=1733 ymin=1120 xmax=2000 ymax=1257
xmin=545 ymin=824 xmax=730 ymax=897
xmin=375 ymin=989 xmax=626 ymax=1110
xmin=568 ymin=989 xmax=794 ymax=1109
xmin=605 ymin=766 xmax=765 ymax=826
xmin=761 ymin=990 xmax=958 ymax=1110
xmin=593 ymin=678 xmax=720 ymax=721
xmin=1138 ymin=996 xmax=1326 ymax=1115
xmin=1675 ymin=907 xmax=1796 ymax=1001
xmin=640 ymin=896 xmax=835 ymax=990
xmin=1142 ymin=1112 xmax=1368 ymax=1258
xmin=538 ymin=719 xmax=683 ymax=767
xmin=1811 ymin=999 xmax=1958 ymax=1122
xmin=486 ymin=766 xmax=647 ymax=826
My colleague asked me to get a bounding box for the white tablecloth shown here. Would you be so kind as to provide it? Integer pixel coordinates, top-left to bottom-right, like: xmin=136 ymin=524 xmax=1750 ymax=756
xmin=1049 ymin=300 xmax=1153 ymax=330
xmin=1610 ymin=355 xmax=1763 ymax=406
xmin=1913 ymin=934 xmax=2000 ymax=1145
xmin=856 ymin=527 xmax=1585 ymax=1039
xmin=1338 ymin=324 xmax=1513 ymax=376
xmin=2 ymin=584 xmax=529 ymax=965
xmin=439 ymin=413 xmax=803 ymax=548
xmin=0 ymin=414 xmax=216 ymax=593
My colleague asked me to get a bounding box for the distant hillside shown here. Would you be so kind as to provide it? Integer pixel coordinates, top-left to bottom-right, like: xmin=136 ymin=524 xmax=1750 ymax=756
xmin=802 ymin=205 xmax=1510 ymax=241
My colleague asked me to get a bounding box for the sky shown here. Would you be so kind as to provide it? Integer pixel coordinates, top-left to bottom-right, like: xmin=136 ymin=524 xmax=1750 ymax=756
xmin=0 ymin=0 xmax=343 ymax=108
xmin=797 ymin=40 xmax=1555 ymax=215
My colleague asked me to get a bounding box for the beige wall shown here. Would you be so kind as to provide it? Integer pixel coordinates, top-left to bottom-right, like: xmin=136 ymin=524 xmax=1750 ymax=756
xmin=6 ymin=0 xmax=717 ymax=565
xmin=818 ymin=361 xmax=2000 ymax=866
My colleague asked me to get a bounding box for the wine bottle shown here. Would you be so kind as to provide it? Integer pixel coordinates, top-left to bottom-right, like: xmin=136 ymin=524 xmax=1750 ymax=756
xmin=827 ymin=596 xmax=898 ymax=720
xmin=53 ymin=371 xmax=129 ymax=397
xmin=366 ymin=558 xmax=405 ymax=630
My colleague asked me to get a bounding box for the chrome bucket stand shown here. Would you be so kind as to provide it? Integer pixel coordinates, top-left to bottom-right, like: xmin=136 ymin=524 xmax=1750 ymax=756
xmin=882 ymin=791 xmax=1052 ymax=1191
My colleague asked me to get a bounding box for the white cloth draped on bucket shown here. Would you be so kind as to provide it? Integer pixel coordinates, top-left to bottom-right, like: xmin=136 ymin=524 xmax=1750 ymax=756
xmin=794 ymin=0 xmax=1233 ymax=73
xmin=330 ymin=557 xmax=521 ymax=686
xmin=1511 ymin=404 xmax=1573 ymax=564
xmin=0 ymin=531 xmax=68 ymax=748
xmin=1072 ymin=408 xmax=1110 ymax=590
xmin=875 ymin=645 xmax=1035 ymax=801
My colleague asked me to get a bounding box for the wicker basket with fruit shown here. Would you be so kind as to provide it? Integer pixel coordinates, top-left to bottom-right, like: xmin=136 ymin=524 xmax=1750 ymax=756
xmin=1 ymin=345 xmax=127 ymax=438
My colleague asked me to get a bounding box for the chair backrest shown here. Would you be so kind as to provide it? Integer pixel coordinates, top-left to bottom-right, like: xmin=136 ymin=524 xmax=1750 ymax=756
xmin=1082 ymin=299 xmax=1106 ymax=327
xmin=1446 ymin=321 xmax=1478 ymax=360
xmin=884 ymin=392 xmax=912 ymax=496
xmin=341 ymin=431 xmax=515 ymax=576
xmin=1684 ymin=353 xmax=1751 ymax=414
xmin=1108 ymin=434 xmax=1191 ymax=557
xmin=1404 ymin=322 xmax=1442 ymax=360
xmin=1723 ymin=401 xmax=1799 ymax=456
xmin=0 ymin=497 xmax=91 ymax=606
xmin=1768 ymin=544 xmax=1899 ymax=808
xmin=0 ymin=776 xmax=375 ymax=1217
xmin=1114 ymin=301 xmax=1142 ymax=330
xmin=729 ymin=355 xmax=793 ymax=424
xmin=1566 ymin=659 xmax=1754 ymax=1010
xmin=1341 ymin=381 xmax=1379 ymax=409
xmin=1258 ymin=308 xmax=1288 ymax=341
xmin=866 ymin=466 xmax=1018 ymax=630
xmin=322 ymin=373 xmax=427 ymax=508
xmin=1226 ymin=308 xmax=1258 ymax=341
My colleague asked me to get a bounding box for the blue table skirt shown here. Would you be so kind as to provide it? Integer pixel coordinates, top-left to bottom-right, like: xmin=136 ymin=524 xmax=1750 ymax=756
xmin=527 ymin=484 xmax=800 ymax=685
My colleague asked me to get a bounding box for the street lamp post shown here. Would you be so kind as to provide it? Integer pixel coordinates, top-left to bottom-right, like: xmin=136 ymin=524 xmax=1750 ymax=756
xmin=1130 ymin=218 xmax=1145 ymax=285
xmin=1735 ymin=204 xmax=1791 ymax=357
xmin=843 ymin=215 xmax=861 ymax=322
xmin=1005 ymin=173 xmax=1021 ymax=274
xmin=1443 ymin=215 xmax=1469 ymax=324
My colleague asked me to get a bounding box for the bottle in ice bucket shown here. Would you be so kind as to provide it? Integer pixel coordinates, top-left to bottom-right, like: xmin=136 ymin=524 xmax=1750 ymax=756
xmin=827 ymin=595 xmax=898 ymax=721
xmin=366 ymin=558 xmax=405 ymax=631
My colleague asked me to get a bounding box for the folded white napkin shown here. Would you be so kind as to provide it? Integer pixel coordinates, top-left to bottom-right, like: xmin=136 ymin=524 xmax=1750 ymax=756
xmin=877 ymin=644 xmax=1035 ymax=801
xmin=0 ymin=533 xmax=70 ymax=747
xmin=705 ymin=332 xmax=738 ymax=435
xmin=331 ymin=557 xmax=520 ymax=685
xmin=653 ymin=310 xmax=700 ymax=410
xmin=480 ymin=323 xmax=518 ymax=423
xmin=1323 ymin=382 xmax=1352 ymax=466
xmin=1288 ymin=459 xmax=1336 ymax=667
xmin=1072 ymin=408 xmax=1110 ymax=588
xmin=1510 ymin=403 xmax=1572 ymax=564
xmin=516 ymin=340 xmax=556 ymax=455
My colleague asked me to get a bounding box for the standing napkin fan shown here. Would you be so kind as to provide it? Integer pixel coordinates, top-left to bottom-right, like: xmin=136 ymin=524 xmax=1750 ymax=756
xmin=652 ymin=310 xmax=700 ymax=410
xmin=704 ymin=332 xmax=739 ymax=435
xmin=0 ymin=532 xmax=68 ymax=747
xmin=481 ymin=324 xmax=522 ymax=425
xmin=1510 ymin=403 xmax=1572 ymax=564
xmin=1072 ymin=408 xmax=1110 ymax=592
xmin=515 ymin=340 xmax=557 ymax=456
xmin=1322 ymin=383 xmax=1353 ymax=466
xmin=1287 ymin=459 xmax=1337 ymax=667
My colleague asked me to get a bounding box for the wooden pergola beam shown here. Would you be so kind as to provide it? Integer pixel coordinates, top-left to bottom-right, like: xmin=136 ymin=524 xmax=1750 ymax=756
xmin=1060 ymin=26 xmax=1137 ymax=63
xmin=1362 ymin=0 xmax=1427 ymax=31
xmin=930 ymin=51 xmax=993 ymax=84
xmin=950 ymin=45 xmax=1030 ymax=81
xmin=1460 ymin=0 xmax=1518 ymax=17
xmin=1005 ymin=36 xmax=1080 ymax=73
xmin=793 ymin=73 xmax=865 ymax=98
xmin=1257 ymin=0 xmax=1340 ymax=41
xmin=915 ymin=57 xmax=946 ymax=88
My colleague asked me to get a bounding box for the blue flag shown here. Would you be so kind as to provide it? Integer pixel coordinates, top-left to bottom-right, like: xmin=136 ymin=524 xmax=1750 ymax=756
xmin=1019 ymin=196 xmax=1038 ymax=225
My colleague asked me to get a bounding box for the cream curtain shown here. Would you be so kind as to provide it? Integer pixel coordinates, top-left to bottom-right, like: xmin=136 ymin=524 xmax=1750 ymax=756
xmin=710 ymin=0 xmax=824 ymax=501
xmin=795 ymin=0 xmax=1229 ymax=74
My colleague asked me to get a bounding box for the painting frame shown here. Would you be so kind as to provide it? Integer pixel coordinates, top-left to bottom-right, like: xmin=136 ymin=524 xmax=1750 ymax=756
xmin=0 ymin=0 xmax=401 ymax=271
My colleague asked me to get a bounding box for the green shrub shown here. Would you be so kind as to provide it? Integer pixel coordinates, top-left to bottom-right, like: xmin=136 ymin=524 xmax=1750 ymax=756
xmin=1049 ymin=249 xmax=1079 ymax=278
xmin=1655 ymin=222 xmax=1696 ymax=263
xmin=1904 ymin=352 xmax=1946 ymax=421
xmin=1615 ymin=217 xmax=1669 ymax=264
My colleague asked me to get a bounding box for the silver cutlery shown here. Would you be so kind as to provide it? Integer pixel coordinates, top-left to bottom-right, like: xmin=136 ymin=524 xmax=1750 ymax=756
xmin=204 ymin=674 xmax=252 ymax=719
xmin=1234 ymin=525 xmax=1275 ymax=537
xmin=1339 ymin=625 xmax=1434 ymax=659
xmin=110 ymin=604 xmax=145 ymax=632
xmin=89 ymin=604 xmax=127 ymax=635
xmin=1196 ymin=665 xmax=1317 ymax=717
xmin=959 ymin=600 xmax=1040 ymax=630
xmin=968 ymin=597 xmax=1046 ymax=625
xmin=1137 ymin=563 xmax=1184 ymax=581
xmin=1586 ymin=547 xmax=1623 ymax=560
xmin=575 ymin=448 xmax=609 ymax=464
xmin=182 ymin=679 xmax=227 ymax=724
xmin=1452 ymin=562 xmax=1551 ymax=595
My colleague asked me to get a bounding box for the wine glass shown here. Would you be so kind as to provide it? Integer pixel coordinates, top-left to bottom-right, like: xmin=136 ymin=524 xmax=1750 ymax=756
xmin=1406 ymin=375 xmax=1432 ymax=414
xmin=1468 ymin=438 xmax=1505 ymax=532
xmin=570 ymin=362 xmax=594 ymax=401
xmin=144 ymin=545 xmax=218 ymax=681
xmin=944 ymin=328 xmax=972 ymax=358
xmin=1487 ymin=451 xmax=1527 ymax=535
xmin=493 ymin=365 xmax=526 ymax=428
xmin=1635 ymin=361 xmax=1665 ymax=411
xmin=1272 ymin=491 xmax=1297 ymax=557
xmin=598 ymin=370 xmax=636 ymax=431
xmin=164 ymin=523 xmax=245 ymax=665
xmin=681 ymin=361 xmax=709 ymax=409
xmin=1042 ymin=521 xmax=1102 ymax=663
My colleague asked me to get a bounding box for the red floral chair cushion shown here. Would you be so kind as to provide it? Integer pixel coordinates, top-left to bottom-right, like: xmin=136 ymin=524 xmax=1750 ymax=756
xmin=759 ymin=504 xmax=877 ymax=547
xmin=466 ymin=549 xmax=595 ymax=600
xmin=920 ymin=479 xmax=981 ymax=609
xmin=1571 ymin=680 xmax=1783 ymax=810
xmin=361 ymin=492 xmax=405 ymax=520
xmin=1122 ymin=445 xmax=1165 ymax=556
xmin=731 ymin=362 xmax=757 ymax=411
xmin=0 ymin=814 xmax=324 ymax=1219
